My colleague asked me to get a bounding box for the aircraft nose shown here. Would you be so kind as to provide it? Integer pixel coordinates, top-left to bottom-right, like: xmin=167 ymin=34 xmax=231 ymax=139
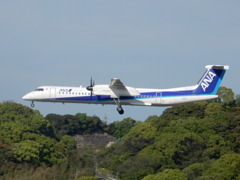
xmin=22 ymin=93 xmax=32 ymax=100
xmin=22 ymin=94 xmax=28 ymax=100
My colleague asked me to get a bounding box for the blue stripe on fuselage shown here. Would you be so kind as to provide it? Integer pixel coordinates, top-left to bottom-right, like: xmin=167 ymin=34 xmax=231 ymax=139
xmin=54 ymin=89 xmax=198 ymax=102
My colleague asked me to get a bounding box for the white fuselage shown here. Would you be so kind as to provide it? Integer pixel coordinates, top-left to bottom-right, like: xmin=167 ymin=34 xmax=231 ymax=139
xmin=22 ymin=65 xmax=228 ymax=114
xmin=22 ymin=85 xmax=217 ymax=107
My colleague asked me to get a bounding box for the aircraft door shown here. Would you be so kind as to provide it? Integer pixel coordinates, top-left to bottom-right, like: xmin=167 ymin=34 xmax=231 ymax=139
xmin=50 ymin=88 xmax=56 ymax=99
xmin=156 ymin=92 xmax=161 ymax=104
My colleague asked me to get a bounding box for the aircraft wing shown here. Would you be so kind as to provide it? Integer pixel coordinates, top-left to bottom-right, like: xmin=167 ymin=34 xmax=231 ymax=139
xmin=109 ymin=78 xmax=140 ymax=98
xmin=109 ymin=78 xmax=127 ymax=89
xmin=93 ymin=78 xmax=140 ymax=98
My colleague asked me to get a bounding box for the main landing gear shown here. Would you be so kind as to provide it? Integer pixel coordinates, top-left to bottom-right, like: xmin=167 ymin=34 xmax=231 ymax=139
xmin=114 ymin=99 xmax=124 ymax=115
xmin=117 ymin=105 xmax=124 ymax=115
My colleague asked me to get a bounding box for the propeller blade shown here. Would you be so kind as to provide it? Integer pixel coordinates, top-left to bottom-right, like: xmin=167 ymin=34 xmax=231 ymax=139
xmin=90 ymin=77 xmax=93 ymax=86
xmin=86 ymin=77 xmax=95 ymax=100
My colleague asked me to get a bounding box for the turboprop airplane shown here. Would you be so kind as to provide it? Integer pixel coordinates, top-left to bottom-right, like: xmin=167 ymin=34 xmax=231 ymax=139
xmin=22 ymin=65 xmax=229 ymax=115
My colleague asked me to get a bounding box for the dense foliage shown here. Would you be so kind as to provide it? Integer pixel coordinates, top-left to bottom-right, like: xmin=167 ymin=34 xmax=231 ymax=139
xmin=100 ymin=101 xmax=240 ymax=180
xmin=45 ymin=113 xmax=108 ymax=139
xmin=0 ymin=102 xmax=138 ymax=179
xmin=0 ymin=102 xmax=97 ymax=179
xmin=45 ymin=113 xmax=139 ymax=140
xmin=0 ymin=102 xmax=63 ymax=167
xmin=106 ymin=117 xmax=141 ymax=139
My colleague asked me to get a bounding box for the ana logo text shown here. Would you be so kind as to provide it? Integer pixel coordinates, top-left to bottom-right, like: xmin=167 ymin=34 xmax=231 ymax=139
xmin=60 ymin=89 xmax=72 ymax=92
xmin=201 ymin=71 xmax=216 ymax=92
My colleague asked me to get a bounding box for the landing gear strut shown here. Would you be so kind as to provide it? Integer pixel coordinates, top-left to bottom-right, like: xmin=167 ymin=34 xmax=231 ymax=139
xmin=114 ymin=98 xmax=124 ymax=115
xmin=31 ymin=101 xmax=35 ymax=108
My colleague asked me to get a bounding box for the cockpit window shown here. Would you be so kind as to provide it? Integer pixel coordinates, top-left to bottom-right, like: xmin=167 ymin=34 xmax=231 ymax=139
xmin=35 ymin=88 xmax=44 ymax=91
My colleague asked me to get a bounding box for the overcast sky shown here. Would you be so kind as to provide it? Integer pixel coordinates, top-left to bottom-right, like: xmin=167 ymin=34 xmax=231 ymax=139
xmin=1 ymin=1 xmax=239 ymax=122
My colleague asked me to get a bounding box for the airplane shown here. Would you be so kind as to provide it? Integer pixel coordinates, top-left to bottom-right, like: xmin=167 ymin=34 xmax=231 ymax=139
xmin=22 ymin=65 xmax=229 ymax=115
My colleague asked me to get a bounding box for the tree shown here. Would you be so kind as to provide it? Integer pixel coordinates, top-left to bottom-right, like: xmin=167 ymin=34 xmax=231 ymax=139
xmin=0 ymin=137 xmax=13 ymax=176
xmin=123 ymin=122 xmax=157 ymax=153
xmin=46 ymin=113 xmax=107 ymax=139
xmin=142 ymin=169 xmax=187 ymax=180
xmin=58 ymin=135 xmax=77 ymax=151
xmin=107 ymin=117 xmax=140 ymax=138
xmin=13 ymin=140 xmax=41 ymax=164
xmin=182 ymin=163 xmax=207 ymax=180
xmin=204 ymin=102 xmax=224 ymax=116
xmin=0 ymin=103 xmax=66 ymax=167
xmin=200 ymin=154 xmax=240 ymax=179
xmin=160 ymin=102 xmax=208 ymax=120
xmin=102 ymin=100 xmax=240 ymax=179
xmin=217 ymin=86 xmax=234 ymax=103
xmin=0 ymin=103 xmax=55 ymax=144
xmin=235 ymin=94 xmax=240 ymax=106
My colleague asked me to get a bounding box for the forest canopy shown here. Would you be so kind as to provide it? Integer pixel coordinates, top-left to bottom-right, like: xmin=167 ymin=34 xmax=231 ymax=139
xmin=101 ymin=99 xmax=240 ymax=180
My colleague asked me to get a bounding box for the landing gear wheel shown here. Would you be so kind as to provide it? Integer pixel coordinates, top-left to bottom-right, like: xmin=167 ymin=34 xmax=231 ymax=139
xmin=114 ymin=98 xmax=125 ymax=115
xmin=119 ymin=109 xmax=124 ymax=115
xmin=31 ymin=101 xmax=35 ymax=108
xmin=117 ymin=107 xmax=124 ymax=115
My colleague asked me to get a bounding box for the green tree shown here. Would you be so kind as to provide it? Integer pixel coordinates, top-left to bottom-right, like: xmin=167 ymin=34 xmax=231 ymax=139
xmin=123 ymin=122 xmax=157 ymax=153
xmin=160 ymin=102 xmax=208 ymax=120
xmin=46 ymin=113 xmax=107 ymax=139
xmin=182 ymin=163 xmax=207 ymax=180
xmin=13 ymin=140 xmax=41 ymax=164
xmin=0 ymin=137 xmax=13 ymax=176
xmin=217 ymin=86 xmax=234 ymax=103
xmin=204 ymin=102 xmax=224 ymax=116
xmin=119 ymin=151 xmax=159 ymax=180
xmin=200 ymin=154 xmax=240 ymax=180
xmin=0 ymin=103 xmax=66 ymax=167
xmin=102 ymin=101 xmax=240 ymax=179
xmin=235 ymin=94 xmax=240 ymax=106
xmin=58 ymin=135 xmax=77 ymax=151
xmin=107 ymin=117 xmax=140 ymax=138
xmin=142 ymin=169 xmax=187 ymax=180
xmin=0 ymin=103 xmax=55 ymax=144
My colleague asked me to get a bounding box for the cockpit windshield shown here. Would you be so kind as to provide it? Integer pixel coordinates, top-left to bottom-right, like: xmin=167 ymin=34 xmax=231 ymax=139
xmin=35 ymin=88 xmax=44 ymax=91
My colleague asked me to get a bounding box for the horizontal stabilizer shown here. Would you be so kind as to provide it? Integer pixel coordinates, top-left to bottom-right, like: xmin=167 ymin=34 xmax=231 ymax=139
xmin=205 ymin=65 xmax=229 ymax=70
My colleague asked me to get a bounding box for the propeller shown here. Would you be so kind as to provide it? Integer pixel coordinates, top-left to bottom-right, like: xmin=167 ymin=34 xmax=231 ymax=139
xmin=86 ymin=77 xmax=95 ymax=99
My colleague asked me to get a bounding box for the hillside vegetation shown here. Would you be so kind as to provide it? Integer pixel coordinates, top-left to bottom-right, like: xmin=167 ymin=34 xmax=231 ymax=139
xmin=0 ymin=102 xmax=138 ymax=180
xmin=100 ymin=101 xmax=240 ymax=180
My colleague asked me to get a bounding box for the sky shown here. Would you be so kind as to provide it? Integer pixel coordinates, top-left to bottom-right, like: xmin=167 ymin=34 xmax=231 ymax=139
xmin=0 ymin=1 xmax=240 ymax=123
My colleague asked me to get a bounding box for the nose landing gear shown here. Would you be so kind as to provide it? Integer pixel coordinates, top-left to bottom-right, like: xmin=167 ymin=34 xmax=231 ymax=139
xmin=31 ymin=101 xmax=35 ymax=108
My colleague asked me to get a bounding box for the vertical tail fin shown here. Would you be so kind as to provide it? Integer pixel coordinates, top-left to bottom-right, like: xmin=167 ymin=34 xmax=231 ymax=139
xmin=193 ymin=65 xmax=229 ymax=95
